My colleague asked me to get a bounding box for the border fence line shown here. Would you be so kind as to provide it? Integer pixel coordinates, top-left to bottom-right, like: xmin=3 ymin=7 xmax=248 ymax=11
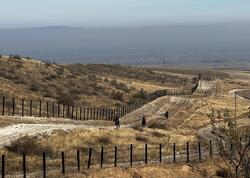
xmin=0 ymin=78 xmax=199 ymax=121
xmin=0 ymin=140 xmax=219 ymax=177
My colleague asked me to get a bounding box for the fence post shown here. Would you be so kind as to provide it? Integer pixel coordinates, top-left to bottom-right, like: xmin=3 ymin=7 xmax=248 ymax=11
xmin=2 ymin=155 xmax=4 ymax=178
xmin=39 ymin=101 xmax=42 ymax=117
xmin=30 ymin=100 xmax=32 ymax=116
xmin=186 ymin=142 xmax=189 ymax=163
xmin=130 ymin=144 xmax=133 ymax=166
xmin=23 ymin=154 xmax=26 ymax=178
xmin=86 ymin=108 xmax=89 ymax=120
xmin=101 ymin=146 xmax=104 ymax=167
xmin=46 ymin=102 xmax=49 ymax=118
xmin=43 ymin=153 xmax=46 ymax=178
xmin=90 ymin=108 xmax=92 ymax=120
xmin=12 ymin=98 xmax=15 ymax=116
xmin=52 ymin=102 xmax=55 ymax=117
xmin=80 ymin=108 xmax=82 ymax=120
xmin=63 ymin=104 xmax=65 ymax=118
xmin=71 ymin=106 xmax=74 ymax=119
xmin=77 ymin=150 xmax=80 ymax=171
xmin=2 ymin=97 xmax=5 ymax=116
xmin=145 ymin=144 xmax=147 ymax=164
xmin=83 ymin=108 xmax=86 ymax=120
xmin=76 ymin=107 xmax=78 ymax=120
xmin=114 ymin=146 xmax=117 ymax=167
xmin=21 ymin=99 xmax=24 ymax=116
xmin=61 ymin=152 xmax=65 ymax=175
xmin=67 ymin=105 xmax=70 ymax=118
xmin=58 ymin=104 xmax=60 ymax=118
xmin=159 ymin=144 xmax=162 ymax=163
xmin=88 ymin=148 xmax=92 ymax=169
xmin=198 ymin=142 xmax=201 ymax=161
xmin=209 ymin=140 xmax=212 ymax=156
xmin=93 ymin=108 xmax=96 ymax=120
xmin=173 ymin=143 xmax=176 ymax=163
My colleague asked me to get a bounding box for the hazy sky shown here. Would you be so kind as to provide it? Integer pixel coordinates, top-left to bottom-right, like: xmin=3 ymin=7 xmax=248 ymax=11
xmin=0 ymin=0 xmax=250 ymax=27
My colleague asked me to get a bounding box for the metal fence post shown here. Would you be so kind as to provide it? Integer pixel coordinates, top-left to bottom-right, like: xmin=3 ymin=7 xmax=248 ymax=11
xmin=43 ymin=153 xmax=46 ymax=178
xmin=77 ymin=150 xmax=80 ymax=171
xmin=12 ymin=98 xmax=15 ymax=116
xmin=173 ymin=143 xmax=176 ymax=163
xmin=61 ymin=152 xmax=65 ymax=175
xmin=2 ymin=155 xmax=5 ymax=178
xmin=23 ymin=154 xmax=26 ymax=178
xmin=130 ymin=144 xmax=133 ymax=166
xmin=88 ymin=148 xmax=92 ymax=169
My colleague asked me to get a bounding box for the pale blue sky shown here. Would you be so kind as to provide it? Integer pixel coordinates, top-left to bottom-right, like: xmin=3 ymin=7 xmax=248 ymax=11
xmin=1 ymin=0 xmax=250 ymax=27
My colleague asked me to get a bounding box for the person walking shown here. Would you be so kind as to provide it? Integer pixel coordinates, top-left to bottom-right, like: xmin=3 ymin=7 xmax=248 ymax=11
xmin=141 ymin=116 xmax=146 ymax=127
xmin=113 ymin=115 xmax=120 ymax=128
xmin=165 ymin=111 xmax=169 ymax=119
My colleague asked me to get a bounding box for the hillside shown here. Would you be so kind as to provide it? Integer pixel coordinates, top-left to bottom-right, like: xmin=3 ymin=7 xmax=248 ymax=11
xmin=0 ymin=55 xmax=197 ymax=107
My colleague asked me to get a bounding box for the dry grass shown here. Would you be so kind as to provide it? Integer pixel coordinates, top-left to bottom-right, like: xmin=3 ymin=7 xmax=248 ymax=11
xmin=0 ymin=56 xmax=193 ymax=108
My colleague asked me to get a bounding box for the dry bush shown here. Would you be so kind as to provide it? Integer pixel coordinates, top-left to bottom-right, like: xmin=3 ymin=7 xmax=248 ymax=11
xmin=56 ymin=94 xmax=75 ymax=106
xmin=29 ymin=82 xmax=41 ymax=91
xmin=148 ymin=123 xmax=166 ymax=130
xmin=5 ymin=136 xmax=54 ymax=156
xmin=132 ymin=125 xmax=144 ymax=132
xmin=135 ymin=135 xmax=148 ymax=142
xmin=132 ymin=172 xmax=143 ymax=178
xmin=132 ymin=89 xmax=147 ymax=99
xmin=111 ymin=90 xmax=124 ymax=101
xmin=11 ymin=55 xmax=22 ymax=60
xmin=208 ymin=108 xmax=250 ymax=178
xmin=97 ymin=136 xmax=112 ymax=144
xmin=216 ymin=169 xmax=230 ymax=177
xmin=151 ymin=131 xmax=166 ymax=138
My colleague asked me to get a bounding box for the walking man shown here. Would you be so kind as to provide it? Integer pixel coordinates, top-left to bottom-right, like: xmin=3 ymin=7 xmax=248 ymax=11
xmin=141 ymin=116 xmax=146 ymax=127
xmin=113 ymin=114 xmax=120 ymax=128
xmin=165 ymin=111 xmax=169 ymax=119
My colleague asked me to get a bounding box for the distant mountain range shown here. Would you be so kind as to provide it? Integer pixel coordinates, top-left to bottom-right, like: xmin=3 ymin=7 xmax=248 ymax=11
xmin=0 ymin=24 xmax=250 ymax=65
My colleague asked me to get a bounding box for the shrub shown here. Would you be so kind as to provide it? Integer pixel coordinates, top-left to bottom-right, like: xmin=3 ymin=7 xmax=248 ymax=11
xmin=0 ymin=54 xmax=2 ymax=58
xmin=216 ymin=169 xmax=230 ymax=177
xmin=97 ymin=136 xmax=112 ymax=144
xmin=132 ymin=89 xmax=147 ymax=99
xmin=151 ymin=131 xmax=165 ymax=137
xmin=12 ymin=55 xmax=22 ymax=60
xmin=56 ymin=68 xmax=64 ymax=75
xmin=111 ymin=91 xmax=124 ymax=101
xmin=135 ymin=135 xmax=148 ymax=142
xmin=5 ymin=136 xmax=53 ymax=156
xmin=56 ymin=95 xmax=75 ymax=106
xmin=29 ymin=83 xmax=40 ymax=91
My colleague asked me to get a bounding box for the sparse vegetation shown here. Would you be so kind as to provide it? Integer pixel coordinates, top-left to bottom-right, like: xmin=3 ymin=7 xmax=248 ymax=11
xmin=208 ymin=108 xmax=250 ymax=178
xmin=29 ymin=82 xmax=41 ymax=92
xmin=5 ymin=136 xmax=53 ymax=156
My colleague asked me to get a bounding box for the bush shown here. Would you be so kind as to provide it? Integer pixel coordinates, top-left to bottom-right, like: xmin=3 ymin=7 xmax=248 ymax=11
xmin=151 ymin=131 xmax=165 ymax=137
xmin=56 ymin=95 xmax=75 ymax=106
xmin=111 ymin=91 xmax=124 ymax=101
xmin=97 ymin=136 xmax=112 ymax=144
xmin=5 ymin=136 xmax=53 ymax=156
xmin=0 ymin=54 xmax=2 ymax=58
xmin=135 ymin=135 xmax=148 ymax=142
xmin=132 ymin=89 xmax=147 ymax=99
xmin=12 ymin=55 xmax=22 ymax=60
xmin=216 ymin=169 xmax=230 ymax=177
xmin=29 ymin=83 xmax=40 ymax=91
